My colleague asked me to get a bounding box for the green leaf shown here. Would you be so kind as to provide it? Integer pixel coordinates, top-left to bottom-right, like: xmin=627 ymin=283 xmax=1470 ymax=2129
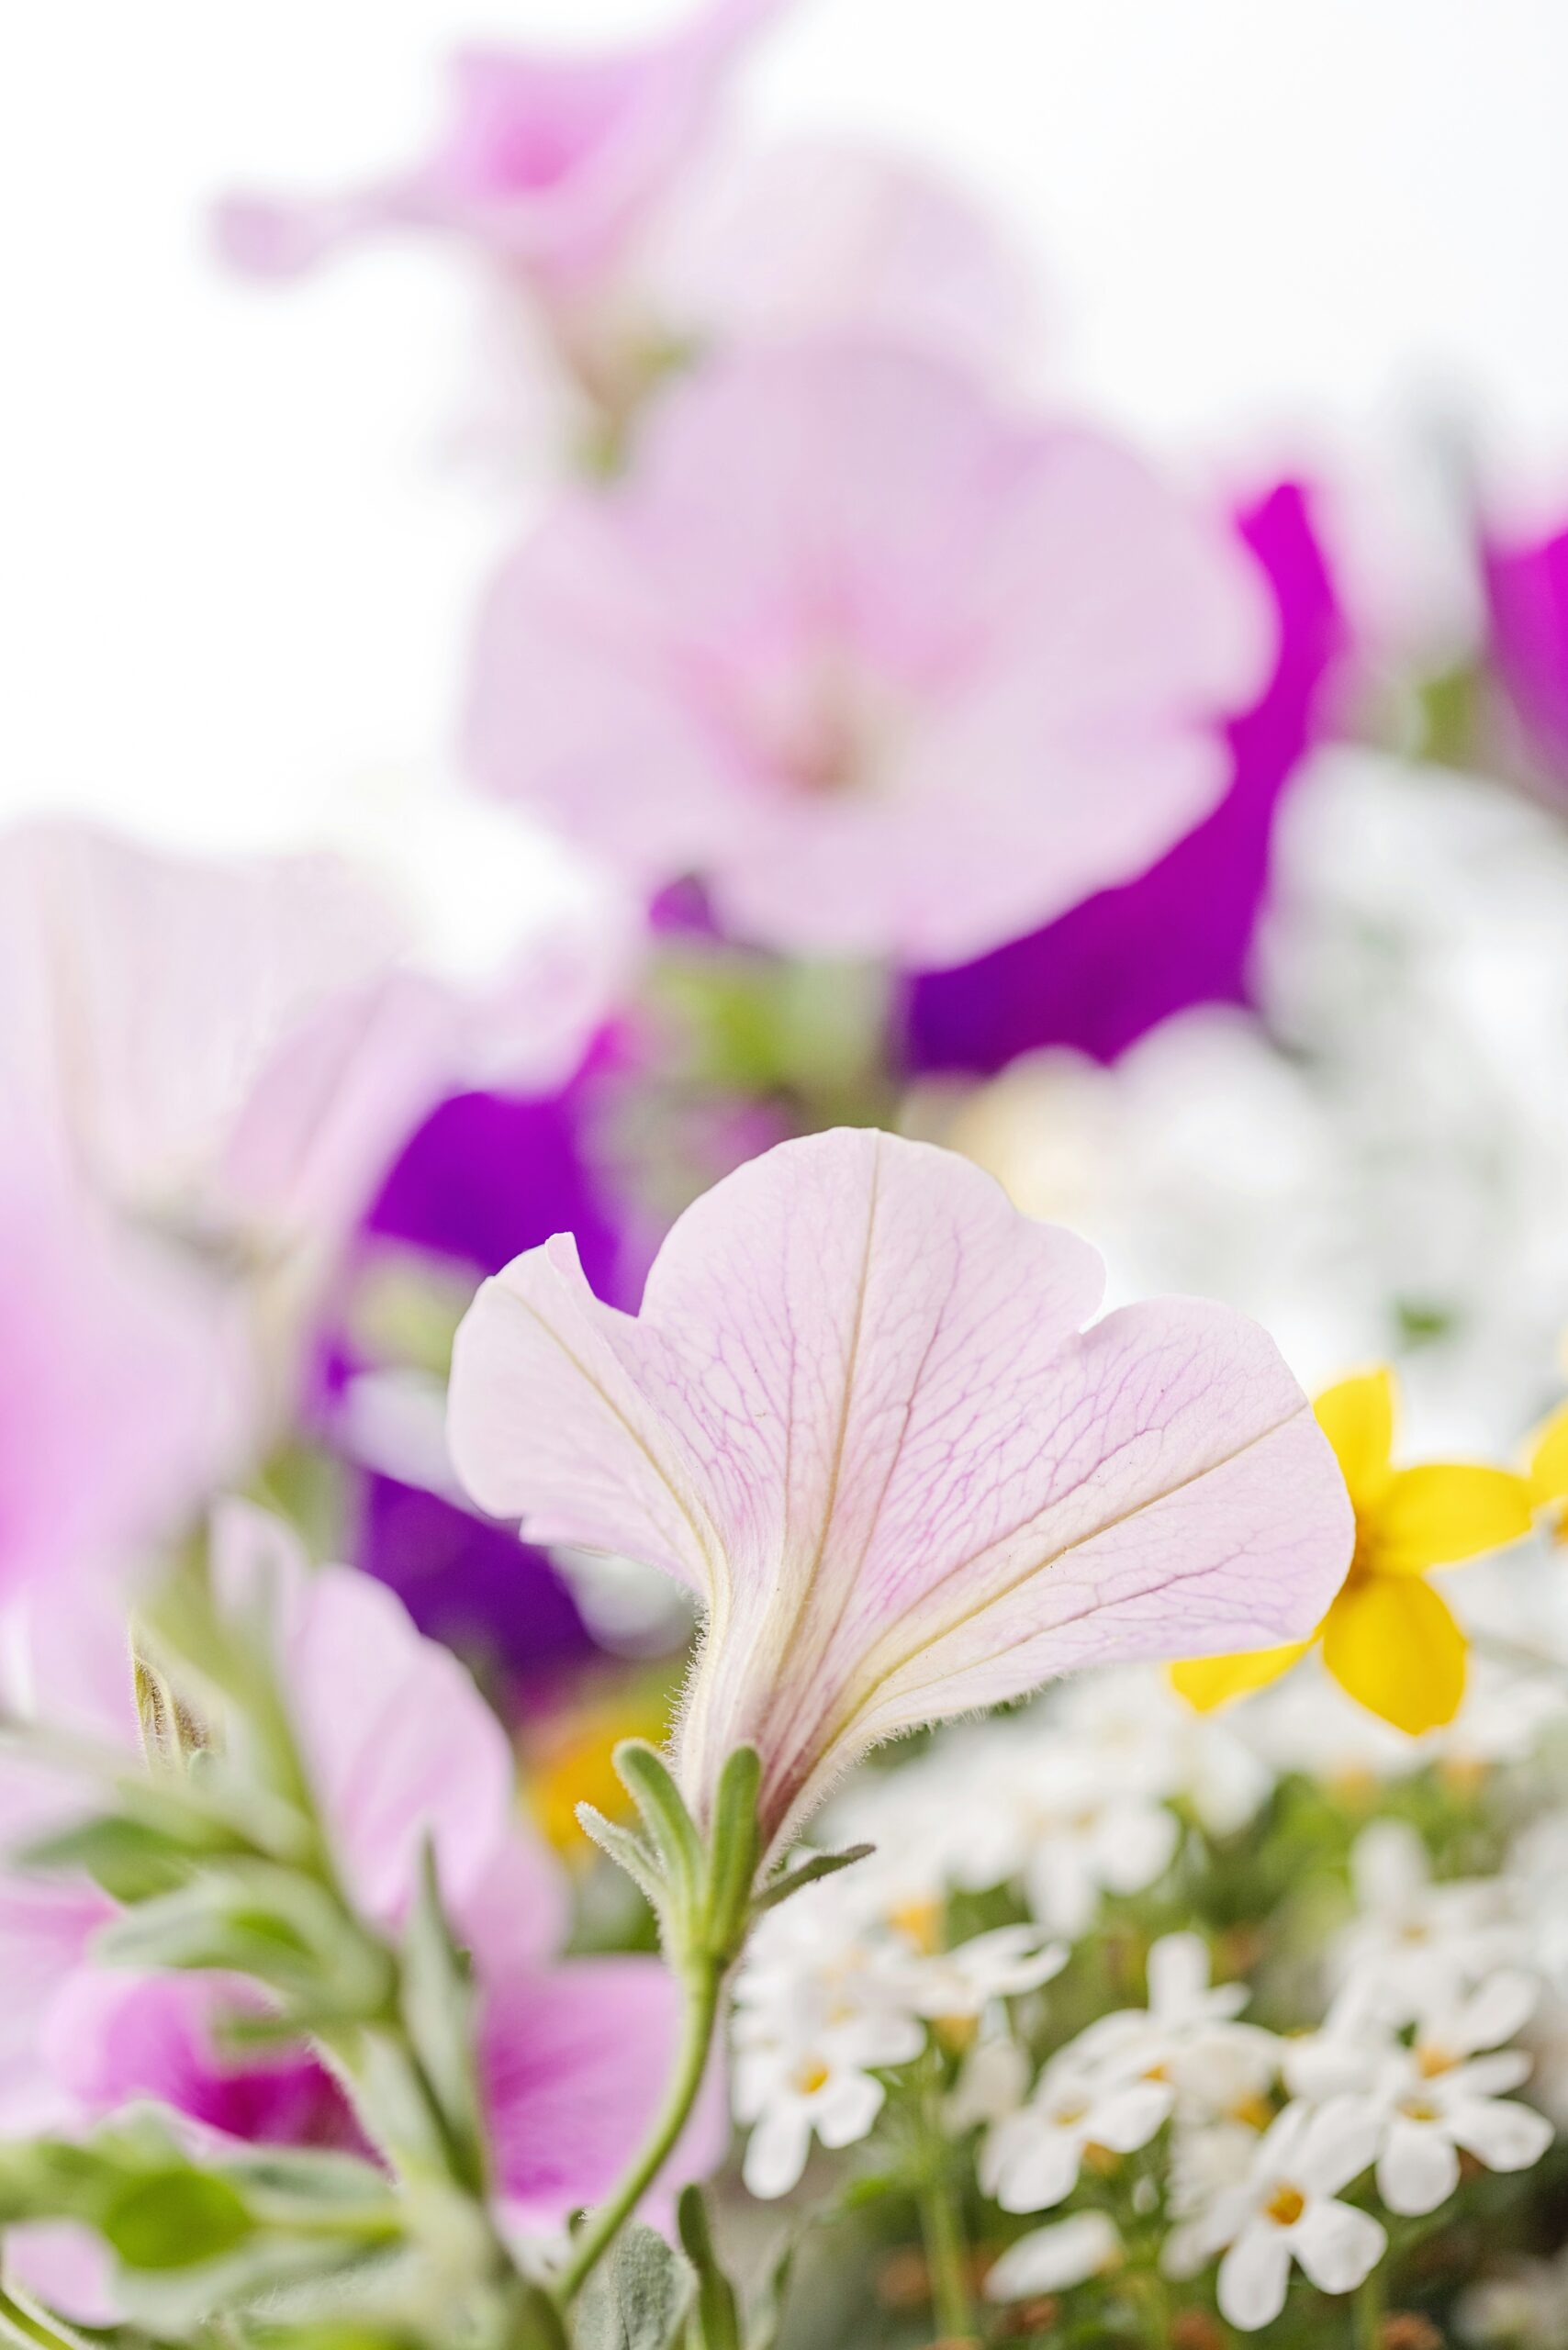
xmin=101 ymin=2168 xmax=253 ymax=2270
xmin=575 ymin=2222 xmax=692 ymax=2350
xmin=676 ymin=2188 xmax=741 ymax=2350
xmin=612 ymin=1744 xmax=703 ymax=1925
xmin=702 ymin=1747 xmax=761 ymax=1962
xmin=576 ymin=1806 xmax=663 ymax=1909
xmin=19 ymin=1812 xmax=213 ymax=1904
xmin=398 ymin=1841 xmax=487 ymax=2198
xmin=94 ymin=1862 xmax=394 ymax=2018
xmin=753 ymin=1843 xmax=874 ymax=1917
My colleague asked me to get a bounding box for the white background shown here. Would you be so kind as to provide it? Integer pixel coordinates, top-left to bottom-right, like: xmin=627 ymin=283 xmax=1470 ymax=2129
xmin=3 ymin=0 xmax=1564 ymax=922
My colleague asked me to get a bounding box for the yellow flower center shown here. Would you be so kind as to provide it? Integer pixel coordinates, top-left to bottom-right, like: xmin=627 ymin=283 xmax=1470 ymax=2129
xmin=1399 ymin=2096 xmax=1443 ymax=2122
xmin=794 ymin=2059 xmax=831 ymax=2097
xmin=888 ymin=1897 xmax=944 ymax=1955
xmin=1416 ymin=2042 xmax=1456 ymax=2079
xmin=1264 ymin=2185 xmax=1305 ymax=2228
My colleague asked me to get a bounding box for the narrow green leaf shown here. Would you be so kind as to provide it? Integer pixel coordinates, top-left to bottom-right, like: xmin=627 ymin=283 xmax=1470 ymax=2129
xmin=676 ymin=2187 xmax=741 ymax=2350
xmin=701 ymin=1747 xmax=761 ymax=1960
xmin=398 ymin=1840 xmax=487 ymax=2199
xmin=752 ymin=1843 xmax=874 ymax=1917
xmin=576 ymin=1805 xmax=664 ymax=1908
xmin=612 ymin=1744 xmax=703 ymax=1921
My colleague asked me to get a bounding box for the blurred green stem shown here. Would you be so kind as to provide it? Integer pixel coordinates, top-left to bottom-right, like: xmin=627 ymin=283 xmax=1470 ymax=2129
xmin=1355 ymin=2264 xmax=1385 ymax=2350
xmin=918 ymin=2171 xmax=976 ymax=2345
xmin=0 ymin=2285 xmax=85 ymax=2350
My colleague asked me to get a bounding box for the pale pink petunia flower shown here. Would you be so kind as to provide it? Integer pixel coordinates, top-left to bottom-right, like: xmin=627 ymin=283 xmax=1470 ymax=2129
xmin=464 ymin=340 xmax=1275 ymax=968
xmin=215 ymin=0 xmax=785 ymax=300
xmin=0 ymin=1508 xmax=722 ymax=2314
xmin=0 ymin=822 xmax=621 ymax=1448
xmin=0 ymin=1123 xmax=230 ymax=1600
xmin=447 ymin=1127 xmax=1353 ymax=1852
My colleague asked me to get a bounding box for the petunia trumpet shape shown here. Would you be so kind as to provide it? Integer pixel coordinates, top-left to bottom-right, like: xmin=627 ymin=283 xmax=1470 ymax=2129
xmin=448 ymin=1127 xmax=1353 ymax=1852
xmin=1172 ymin=1366 xmax=1532 ymax=1735
xmin=463 ymin=339 xmax=1276 ymax=969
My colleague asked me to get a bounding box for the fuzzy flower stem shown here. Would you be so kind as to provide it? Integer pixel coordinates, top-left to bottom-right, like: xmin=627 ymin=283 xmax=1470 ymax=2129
xmin=553 ymin=1953 xmax=725 ymax=2309
xmin=0 ymin=2284 xmax=89 ymax=2350
xmin=1355 ymin=2262 xmax=1386 ymax=2350
xmin=918 ymin=2170 xmax=977 ymax=2345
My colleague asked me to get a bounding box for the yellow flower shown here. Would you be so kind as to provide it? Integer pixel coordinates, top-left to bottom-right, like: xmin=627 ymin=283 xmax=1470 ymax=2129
xmin=1172 ymin=1367 xmax=1531 ymax=1736
xmin=1526 ymin=1397 xmax=1568 ymax=1537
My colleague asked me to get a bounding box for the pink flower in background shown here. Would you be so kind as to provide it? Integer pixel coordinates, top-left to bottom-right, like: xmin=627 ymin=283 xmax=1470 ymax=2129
xmin=0 ymin=822 xmax=620 ymax=1446
xmin=465 ymin=341 xmax=1274 ymax=968
xmin=216 ymin=0 xmax=785 ymax=300
xmin=0 ymin=1125 xmax=228 ymax=1600
xmin=646 ymin=139 xmax=1038 ymax=382
xmin=448 ymin=1128 xmax=1351 ymax=1852
xmin=0 ymin=1508 xmax=721 ymax=2311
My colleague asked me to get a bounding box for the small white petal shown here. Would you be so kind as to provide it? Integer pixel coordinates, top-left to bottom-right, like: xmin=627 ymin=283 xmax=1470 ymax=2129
xmin=814 ymin=2073 xmax=886 ymax=2152
xmin=1093 ymin=2081 xmax=1175 ymax=2153
xmin=993 ymin=2125 xmax=1083 ymax=2215
xmin=1377 ymin=2117 xmax=1460 ymax=2217
xmin=984 ymin=2212 xmax=1121 ymax=2300
xmin=1292 ymin=2199 xmax=1387 ymax=2297
xmin=744 ymin=2106 xmax=814 ymax=2199
xmin=1218 ymin=2229 xmax=1294 ymax=2331
xmin=1297 ymin=2096 xmax=1384 ymax=2195
xmin=1099 ymin=1802 xmax=1182 ymax=1897
xmin=1148 ymin=1932 xmax=1212 ymax=2015
xmin=1448 ymin=2097 xmax=1555 ymax=2175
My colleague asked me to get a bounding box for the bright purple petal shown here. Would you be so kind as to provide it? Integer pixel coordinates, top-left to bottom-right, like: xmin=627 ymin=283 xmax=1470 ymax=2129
xmin=1483 ymin=518 xmax=1568 ymax=787
xmin=449 ymin=1129 xmax=1351 ymax=1846
xmin=902 ymin=480 xmax=1344 ymax=1072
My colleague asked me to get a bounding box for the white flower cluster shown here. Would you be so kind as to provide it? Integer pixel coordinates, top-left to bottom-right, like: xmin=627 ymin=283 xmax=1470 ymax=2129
xmin=730 ymin=1676 xmax=1564 ymax=2333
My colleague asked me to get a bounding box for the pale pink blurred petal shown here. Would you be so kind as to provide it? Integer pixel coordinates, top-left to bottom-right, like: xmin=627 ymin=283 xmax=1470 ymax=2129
xmin=450 ymin=1129 xmax=1351 ymax=1847
xmin=483 ymin=1956 xmax=728 ymax=2229
xmin=645 ymin=138 xmax=1038 ymax=380
xmin=217 ymin=0 xmax=787 ymax=298
xmin=465 ymin=341 xmax=1274 ymax=968
xmin=0 ymin=1126 xmax=230 ymax=1600
xmin=211 ymin=1505 xmax=566 ymax=1956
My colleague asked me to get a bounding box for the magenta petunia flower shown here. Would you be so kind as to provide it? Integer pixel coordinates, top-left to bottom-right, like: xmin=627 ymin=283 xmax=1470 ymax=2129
xmin=463 ymin=340 xmax=1274 ymax=970
xmin=1483 ymin=516 xmax=1568 ymax=787
xmin=447 ymin=1128 xmax=1352 ymax=1852
xmin=215 ymin=0 xmax=784 ymax=299
xmin=901 ymin=480 xmax=1345 ymax=1071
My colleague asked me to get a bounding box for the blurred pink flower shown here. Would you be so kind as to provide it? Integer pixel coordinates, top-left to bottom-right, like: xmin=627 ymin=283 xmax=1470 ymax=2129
xmin=645 ymin=138 xmax=1038 ymax=381
xmin=0 ymin=1125 xmax=228 ymax=1600
xmin=1483 ymin=514 xmax=1568 ymax=788
xmin=0 ymin=822 xmax=619 ymax=1445
xmin=465 ymin=341 xmax=1275 ymax=968
xmin=0 ymin=1509 xmax=721 ymax=2308
xmin=216 ymin=0 xmax=783 ymax=300
xmin=448 ymin=1127 xmax=1352 ymax=1851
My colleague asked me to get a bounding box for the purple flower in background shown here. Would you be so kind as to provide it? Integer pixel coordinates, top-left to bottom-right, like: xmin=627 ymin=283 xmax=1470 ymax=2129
xmin=902 ymin=482 xmax=1344 ymax=1074
xmin=1483 ymin=517 xmax=1568 ymax=786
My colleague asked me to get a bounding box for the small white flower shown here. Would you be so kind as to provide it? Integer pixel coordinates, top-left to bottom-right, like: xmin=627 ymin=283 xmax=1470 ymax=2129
xmin=947 ymin=2029 xmax=1032 ymax=2134
xmin=1050 ymin=1666 xmax=1274 ymax=1837
xmin=1331 ymin=1820 xmax=1526 ymax=2016
xmin=1015 ymin=1748 xmax=1181 ymax=1938
xmin=980 ymin=2047 xmax=1171 ymax=2214
xmin=897 ymin=1924 xmax=1067 ymax=2021
xmin=1189 ymin=2097 xmax=1386 ymax=2331
xmin=733 ymin=2008 xmax=922 ymax=2199
xmin=1074 ymin=1932 xmax=1278 ymax=2121
xmin=984 ymin=2211 xmax=1123 ymax=2301
xmin=1373 ymin=1973 xmax=1553 ymax=2216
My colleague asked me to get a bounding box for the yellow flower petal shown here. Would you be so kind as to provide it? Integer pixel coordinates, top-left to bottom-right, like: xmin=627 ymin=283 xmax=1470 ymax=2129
xmin=1170 ymin=1642 xmax=1312 ymax=1712
xmin=1313 ymin=1368 xmax=1395 ymax=1516
xmin=1321 ymin=1572 xmax=1466 ymax=1734
xmin=1372 ymin=1464 xmax=1533 ymax=1574
xmin=1527 ymin=1400 xmax=1568 ymax=1511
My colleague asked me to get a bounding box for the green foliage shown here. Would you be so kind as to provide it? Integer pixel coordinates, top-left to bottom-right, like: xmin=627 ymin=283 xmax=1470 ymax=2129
xmin=574 ymin=2224 xmax=692 ymax=2350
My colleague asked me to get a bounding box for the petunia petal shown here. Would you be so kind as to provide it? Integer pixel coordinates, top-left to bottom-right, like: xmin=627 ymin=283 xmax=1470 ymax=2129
xmin=1372 ymin=1465 xmax=1532 ymax=1575
xmin=1313 ymin=1369 xmax=1394 ymax=1516
xmin=450 ymin=1129 xmax=1352 ymax=1846
xmin=1321 ymin=1572 xmax=1466 ymax=1736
